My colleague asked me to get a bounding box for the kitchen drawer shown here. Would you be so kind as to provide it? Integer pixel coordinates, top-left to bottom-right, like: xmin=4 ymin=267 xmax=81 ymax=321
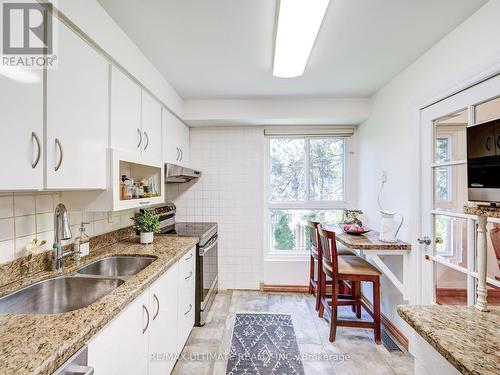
xmin=178 ymin=247 xmax=195 ymax=279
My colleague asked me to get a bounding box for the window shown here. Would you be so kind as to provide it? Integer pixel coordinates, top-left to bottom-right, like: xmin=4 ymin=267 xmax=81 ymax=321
xmin=266 ymin=136 xmax=349 ymax=253
xmin=434 ymin=136 xmax=452 ymax=202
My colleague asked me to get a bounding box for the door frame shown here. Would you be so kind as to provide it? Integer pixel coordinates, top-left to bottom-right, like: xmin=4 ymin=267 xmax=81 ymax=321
xmin=418 ymin=71 xmax=500 ymax=305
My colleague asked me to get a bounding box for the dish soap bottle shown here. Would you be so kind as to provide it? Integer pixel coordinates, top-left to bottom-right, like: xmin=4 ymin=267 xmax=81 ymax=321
xmin=74 ymin=222 xmax=91 ymax=258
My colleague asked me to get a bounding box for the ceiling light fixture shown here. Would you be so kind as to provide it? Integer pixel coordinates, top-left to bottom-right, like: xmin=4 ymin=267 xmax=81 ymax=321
xmin=273 ymin=0 xmax=330 ymax=78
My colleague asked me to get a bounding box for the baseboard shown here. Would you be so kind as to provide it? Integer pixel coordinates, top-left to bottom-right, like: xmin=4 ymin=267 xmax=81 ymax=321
xmin=361 ymin=296 xmax=408 ymax=351
xmin=262 ymin=284 xmax=310 ymax=293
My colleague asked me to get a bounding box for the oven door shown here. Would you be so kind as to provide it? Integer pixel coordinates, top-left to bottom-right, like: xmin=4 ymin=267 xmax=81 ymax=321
xmin=197 ymin=234 xmax=218 ymax=326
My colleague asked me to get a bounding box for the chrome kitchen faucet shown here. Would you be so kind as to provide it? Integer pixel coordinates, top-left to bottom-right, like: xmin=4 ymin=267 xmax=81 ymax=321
xmin=52 ymin=203 xmax=73 ymax=272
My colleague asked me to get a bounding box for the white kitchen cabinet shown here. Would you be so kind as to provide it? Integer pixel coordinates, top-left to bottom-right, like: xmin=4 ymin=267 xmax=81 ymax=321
xmin=0 ymin=67 xmax=43 ymax=190
xmin=87 ymin=251 xmax=196 ymax=375
xmin=110 ymin=66 xmax=142 ymax=155
xmin=177 ymin=247 xmax=196 ymax=352
xmin=46 ymin=20 xmax=109 ymax=190
xmin=88 ymin=291 xmax=150 ymax=375
xmin=141 ymin=91 xmax=163 ymax=161
xmin=162 ymin=108 xmax=190 ymax=167
xmin=149 ymin=264 xmax=179 ymax=375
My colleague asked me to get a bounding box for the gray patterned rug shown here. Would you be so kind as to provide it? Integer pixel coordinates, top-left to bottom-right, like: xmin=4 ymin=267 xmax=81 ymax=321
xmin=226 ymin=313 xmax=305 ymax=375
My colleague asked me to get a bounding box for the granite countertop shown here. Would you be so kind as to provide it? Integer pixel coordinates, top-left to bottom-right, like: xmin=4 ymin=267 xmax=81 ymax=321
xmin=398 ymin=305 xmax=500 ymax=375
xmin=325 ymin=224 xmax=411 ymax=250
xmin=464 ymin=204 xmax=500 ymax=218
xmin=0 ymin=235 xmax=199 ymax=375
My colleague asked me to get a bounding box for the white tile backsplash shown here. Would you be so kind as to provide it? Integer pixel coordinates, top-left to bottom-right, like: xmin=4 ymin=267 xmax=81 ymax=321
xmin=0 ymin=218 xmax=15 ymax=242
xmin=0 ymin=240 xmax=14 ymax=264
xmin=0 ymin=192 xmax=137 ymax=265
xmin=14 ymin=194 xmax=36 ymax=216
xmin=15 ymin=215 xmax=36 ymax=237
xmin=167 ymin=127 xmax=264 ymax=290
xmin=35 ymin=194 xmax=53 ymax=214
xmin=0 ymin=195 xmax=14 ymax=219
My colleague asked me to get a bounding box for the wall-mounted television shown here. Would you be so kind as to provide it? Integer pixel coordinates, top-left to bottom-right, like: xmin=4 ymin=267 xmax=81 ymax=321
xmin=467 ymin=117 xmax=500 ymax=204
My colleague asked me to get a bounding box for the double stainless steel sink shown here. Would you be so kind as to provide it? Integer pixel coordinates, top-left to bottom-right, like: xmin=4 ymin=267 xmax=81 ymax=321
xmin=0 ymin=256 xmax=156 ymax=315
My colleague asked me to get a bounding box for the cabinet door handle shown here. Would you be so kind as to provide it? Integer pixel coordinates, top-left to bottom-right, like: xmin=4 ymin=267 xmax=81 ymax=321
xmin=185 ymin=271 xmax=193 ymax=280
xmin=139 ymin=201 xmax=151 ymax=205
xmin=54 ymin=138 xmax=63 ymax=171
xmin=152 ymin=293 xmax=160 ymax=320
xmin=486 ymin=136 xmax=492 ymax=151
xmin=137 ymin=128 xmax=142 ymax=148
xmin=176 ymin=147 xmax=180 ymax=161
xmin=142 ymin=304 xmax=150 ymax=334
xmin=184 ymin=303 xmax=192 ymax=316
xmin=185 ymin=253 xmax=193 ymax=261
xmin=143 ymin=131 xmax=149 ymax=150
xmin=179 ymin=148 xmax=183 ymax=161
xmin=31 ymin=132 xmax=41 ymax=168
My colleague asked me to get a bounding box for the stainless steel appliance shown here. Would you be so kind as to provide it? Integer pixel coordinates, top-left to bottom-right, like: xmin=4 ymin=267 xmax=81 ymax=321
xmin=165 ymin=163 xmax=201 ymax=183
xmin=467 ymin=117 xmax=500 ymax=203
xmin=143 ymin=204 xmax=217 ymax=326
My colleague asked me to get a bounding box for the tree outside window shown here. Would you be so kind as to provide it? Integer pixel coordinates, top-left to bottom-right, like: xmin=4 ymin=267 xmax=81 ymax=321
xmin=268 ymin=137 xmax=347 ymax=252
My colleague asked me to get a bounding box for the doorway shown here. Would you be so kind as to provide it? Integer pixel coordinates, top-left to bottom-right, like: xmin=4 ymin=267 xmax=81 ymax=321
xmin=420 ymin=74 xmax=500 ymax=306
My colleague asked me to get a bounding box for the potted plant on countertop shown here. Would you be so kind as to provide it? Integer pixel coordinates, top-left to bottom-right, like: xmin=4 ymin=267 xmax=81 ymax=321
xmin=133 ymin=210 xmax=160 ymax=244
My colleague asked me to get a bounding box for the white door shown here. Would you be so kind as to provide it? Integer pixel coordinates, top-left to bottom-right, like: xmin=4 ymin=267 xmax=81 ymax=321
xmin=88 ymin=291 xmax=150 ymax=375
xmin=420 ymin=73 xmax=500 ymax=306
xmin=141 ymin=90 xmax=163 ymax=161
xmin=0 ymin=67 xmax=43 ymax=190
xmin=110 ymin=67 xmax=142 ymax=155
xmin=149 ymin=264 xmax=179 ymax=375
xmin=46 ymin=21 xmax=108 ymax=189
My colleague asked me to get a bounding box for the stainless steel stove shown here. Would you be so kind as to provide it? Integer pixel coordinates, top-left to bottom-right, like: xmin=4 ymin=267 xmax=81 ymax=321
xmin=143 ymin=204 xmax=217 ymax=326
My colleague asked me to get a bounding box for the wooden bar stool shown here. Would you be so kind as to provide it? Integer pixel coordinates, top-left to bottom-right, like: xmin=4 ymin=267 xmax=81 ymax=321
xmin=307 ymin=221 xmax=355 ymax=312
xmin=317 ymin=225 xmax=382 ymax=344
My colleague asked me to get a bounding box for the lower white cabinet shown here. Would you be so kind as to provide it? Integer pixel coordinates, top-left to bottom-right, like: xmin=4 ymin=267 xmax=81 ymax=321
xmin=149 ymin=263 xmax=179 ymax=375
xmin=87 ymin=291 xmax=149 ymax=375
xmin=177 ymin=248 xmax=196 ymax=352
xmin=87 ymin=247 xmax=196 ymax=375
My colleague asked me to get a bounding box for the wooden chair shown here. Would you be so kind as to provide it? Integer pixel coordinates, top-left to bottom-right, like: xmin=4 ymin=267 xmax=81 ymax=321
xmin=307 ymin=221 xmax=355 ymax=312
xmin=317 ymin=225 xmax=382 ymax=344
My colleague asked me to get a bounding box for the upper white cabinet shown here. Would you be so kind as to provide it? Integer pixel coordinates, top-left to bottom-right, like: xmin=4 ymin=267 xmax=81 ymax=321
xmin=110 ymin=66 xmax=142 ymax=155
xmin=0 ymin=67 xmax=43 ymax=190
xmin=141 ymin=91 xmax=163 ymax=161
xmin=111 ymin=67 xmax=163 ymax=162
xmin=162 ymin=108 xmax=190 ymax=167
xmin=46 ymin=21 xmax=109 ymax=190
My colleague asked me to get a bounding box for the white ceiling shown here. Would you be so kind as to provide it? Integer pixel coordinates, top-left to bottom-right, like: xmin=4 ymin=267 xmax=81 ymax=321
xmin=97 ymin=0 xmax=487 ymax=99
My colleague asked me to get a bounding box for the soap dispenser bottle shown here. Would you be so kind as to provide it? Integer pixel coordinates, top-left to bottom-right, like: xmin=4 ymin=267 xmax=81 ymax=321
xmin=74 ymin=222 xmax=91 ymax=257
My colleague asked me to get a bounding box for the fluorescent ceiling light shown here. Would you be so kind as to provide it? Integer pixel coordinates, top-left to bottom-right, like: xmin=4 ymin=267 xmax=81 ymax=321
xmin=273 ymin=0 xmax=330 ymax=78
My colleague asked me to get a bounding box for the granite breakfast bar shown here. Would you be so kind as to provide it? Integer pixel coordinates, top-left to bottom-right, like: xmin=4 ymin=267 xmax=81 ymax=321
xmin=398 ymin=305 xmax=500 ymax=375
xmin=0 ymin=232 xmax=199 ymax=375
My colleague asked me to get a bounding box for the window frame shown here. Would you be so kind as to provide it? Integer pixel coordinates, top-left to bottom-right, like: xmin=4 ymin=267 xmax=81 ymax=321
xmin=263 ymin=134 xmax=356 ymax=257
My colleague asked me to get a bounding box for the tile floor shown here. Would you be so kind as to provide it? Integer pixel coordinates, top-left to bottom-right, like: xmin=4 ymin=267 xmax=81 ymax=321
xmin=173 ymin=291 xmax=414 ymax=375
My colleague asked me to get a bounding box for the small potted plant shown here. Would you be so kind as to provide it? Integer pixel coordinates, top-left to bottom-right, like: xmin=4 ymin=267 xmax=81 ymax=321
xmin=133 ymin=210 xmax=160 ymax=244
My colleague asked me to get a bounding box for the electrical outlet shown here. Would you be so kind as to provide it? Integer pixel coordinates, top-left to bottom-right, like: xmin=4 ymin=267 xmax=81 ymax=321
xmin=382 ymin=170 xmax=388 ymax=183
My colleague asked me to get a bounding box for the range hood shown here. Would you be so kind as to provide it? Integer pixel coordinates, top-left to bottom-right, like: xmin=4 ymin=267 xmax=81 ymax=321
xmin=165 ymin=163 xmax=201 ymax=183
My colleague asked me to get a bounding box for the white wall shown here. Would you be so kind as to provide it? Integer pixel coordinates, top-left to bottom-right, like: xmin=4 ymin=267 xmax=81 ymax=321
xmin=357 ymin=0 xmax=500 ymax=336
xmin=167 ymin=127 xmax=264 ymax=290
xmin=183 ymin=98 xmax=371 ymax=126
xmin=56 ymin=0 xmax=183 ymax=115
